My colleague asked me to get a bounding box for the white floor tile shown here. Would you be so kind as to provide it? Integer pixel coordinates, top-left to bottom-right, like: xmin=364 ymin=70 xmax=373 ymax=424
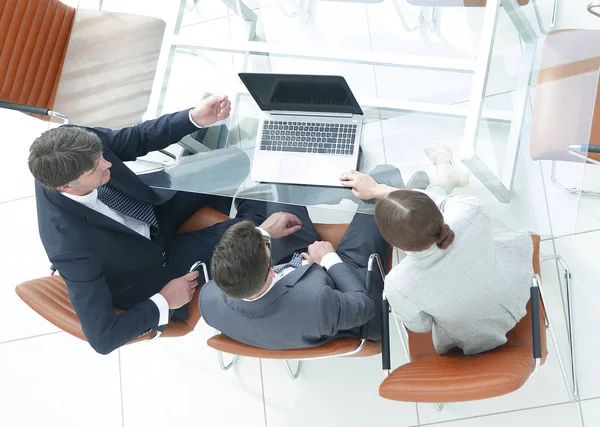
xmin=95 ymin=0 xmax=180 ymax=20
xmin=180 ymin=0 xmax=230 ymax=27
xmin=0 ymin=197 xmax=60 ymax=343
xmin=555 ymin=0 xmax=600 ymax=30
xmin=0 ymin=333 xmax=122 ymax=427
xmin=581 ymin=398 xmax=600 ymax=427
xmin=120 ymin=320 xmax=265 ymax=427
xmin=573 ymin=165 xmax=600 ymax=234
xmin=552 ymin=231 xmax=600 ymax=400
xmin=423 ymin=402 xmax=582 ymax=427
xmin=0 ymin=110 xmax=50 ymax=203
xmin=261 ymin=355 xmax=419 ymax=427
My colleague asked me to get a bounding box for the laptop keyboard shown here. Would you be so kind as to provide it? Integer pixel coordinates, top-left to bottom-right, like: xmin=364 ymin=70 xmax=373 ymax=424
xmin=260 ymin=121 xmax=357 ymax=155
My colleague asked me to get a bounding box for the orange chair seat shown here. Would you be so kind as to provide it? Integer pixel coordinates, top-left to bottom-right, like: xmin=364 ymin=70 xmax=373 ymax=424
xmin=208 ymin=334 xmax=381 ymax=359
xmin=15 ymin=207 xmax=220 ymax=345
xmin=379 ymin=346 xmax=534 ymax=402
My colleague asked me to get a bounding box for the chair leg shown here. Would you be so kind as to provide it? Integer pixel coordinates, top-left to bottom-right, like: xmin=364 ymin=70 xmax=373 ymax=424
xmin=427 ymin=7 xmax=436 ymax=32
xmin=434 ymin=403 xmax=444 ymax=412
xmin=391 ymin=0 xmax=423 ymax=32
xmin=539 ymin=255 xmax=579 ymax=401
xmin=531 ymin=0 xmax=558 ymax=35
xmin=550 ymin=161 xmax=600 ymax=197
xmin=283 ymin=360 xmax=303 ymax=380
xmin=217 ymin=351 xmax=239 ymax=371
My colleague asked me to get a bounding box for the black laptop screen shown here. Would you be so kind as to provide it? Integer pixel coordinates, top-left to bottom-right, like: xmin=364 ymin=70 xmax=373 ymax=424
xmin=238 ymin=73 xmax=363 ymax=115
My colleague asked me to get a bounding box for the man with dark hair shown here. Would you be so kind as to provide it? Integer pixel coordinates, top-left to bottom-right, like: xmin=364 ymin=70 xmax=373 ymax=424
xmin=199 ymin=203 xmax=390 ymax=350
xmin=30 ymin=96 xmax=266 ymax=355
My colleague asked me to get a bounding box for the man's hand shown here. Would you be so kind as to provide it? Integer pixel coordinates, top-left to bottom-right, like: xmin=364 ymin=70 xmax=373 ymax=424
xmin=260 ymin=212 xmax=302 ymax=238
xmin=301 ymin=241 xmax=335 ymax=265
xmin=191 ymin=95 xmax=232 ymax=127
xmin=159 ymin=271 xmax=199 ymax=309
xmin=339 ymin=170 xmax=395 ymax=200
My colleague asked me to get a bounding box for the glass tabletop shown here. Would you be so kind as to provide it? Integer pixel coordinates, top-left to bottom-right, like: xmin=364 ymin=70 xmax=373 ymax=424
xmin=135 ymin=0 xmax=595 ymax=237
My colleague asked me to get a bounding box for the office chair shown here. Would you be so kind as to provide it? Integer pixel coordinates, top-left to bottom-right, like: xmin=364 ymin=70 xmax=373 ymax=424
xmin=197 ymin=208 xmax=391 ymax=379
xmin=530 ymin=29 xmax=600 ymax=196
xmin=373 ymin=235 xmax=577 ymax=411
xmin=14 ymin=207 xmax=225 ymax=347
xmin=405 ymin=0 xmax=556 ymax=35
xmin=0 ymin=0 xmax=165 ymax=129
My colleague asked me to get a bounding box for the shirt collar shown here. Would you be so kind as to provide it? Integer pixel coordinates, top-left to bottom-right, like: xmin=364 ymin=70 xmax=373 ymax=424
xmin=61 ymin=189 xmax=99 ymax=210
xmin=243 ymin=274 xmax=281 ymax=302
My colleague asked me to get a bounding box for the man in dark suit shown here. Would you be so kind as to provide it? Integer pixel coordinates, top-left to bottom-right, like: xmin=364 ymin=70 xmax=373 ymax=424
xmin=199 ymin=202 xmax=390 ymax=350
xmin=28 ymin=96 xmax=267 ymax=355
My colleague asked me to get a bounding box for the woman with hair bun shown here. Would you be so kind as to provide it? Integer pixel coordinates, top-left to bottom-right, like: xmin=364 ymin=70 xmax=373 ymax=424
xmin=340 ymin=145 xmax=533 ymax=355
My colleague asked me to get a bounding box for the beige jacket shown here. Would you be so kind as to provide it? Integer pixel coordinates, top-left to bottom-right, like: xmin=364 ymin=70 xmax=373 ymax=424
xmin=385 ymin=192 xmax=533 ymax=355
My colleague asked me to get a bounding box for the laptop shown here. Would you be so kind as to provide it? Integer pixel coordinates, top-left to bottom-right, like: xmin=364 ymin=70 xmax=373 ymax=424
xmin=239 ymin=73 xmax=364 ymax=187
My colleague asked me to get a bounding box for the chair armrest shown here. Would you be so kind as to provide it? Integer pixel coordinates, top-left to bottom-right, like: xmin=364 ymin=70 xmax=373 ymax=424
xmin=367 ymin=253 xmax=391 ymax=371
xmin=570 ymin=144 xmax=600 ymax=154
xmin=381 ymin=294 xmax=391 ymax=372
xmin=588 ymin=2 xmax=600 ymax=18
xmin=364 ymin=253 xmax=386 ymax=340
xmin=0 ymin=101 xmax=49 ymax=116
xmin=531 ymin=274 xmax=543 ymax=370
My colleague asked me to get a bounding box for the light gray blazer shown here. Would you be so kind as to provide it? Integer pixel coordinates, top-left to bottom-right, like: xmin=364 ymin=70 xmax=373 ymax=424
xmin=386 ymin=193 xmax=533 ymax=355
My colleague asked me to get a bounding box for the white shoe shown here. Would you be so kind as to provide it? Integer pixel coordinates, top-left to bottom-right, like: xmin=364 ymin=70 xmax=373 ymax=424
xmin=424 ymin=144 xmax=470 ymax=188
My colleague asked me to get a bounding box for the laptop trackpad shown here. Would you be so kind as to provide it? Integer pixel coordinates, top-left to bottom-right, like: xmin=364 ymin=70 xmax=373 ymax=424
xmin=279 ymin=154 xmax=309 ymax=181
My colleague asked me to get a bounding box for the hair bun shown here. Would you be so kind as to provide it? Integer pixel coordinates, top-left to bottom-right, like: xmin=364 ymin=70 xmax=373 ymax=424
xmin=436 ymin=224 xmax=455 ymax=250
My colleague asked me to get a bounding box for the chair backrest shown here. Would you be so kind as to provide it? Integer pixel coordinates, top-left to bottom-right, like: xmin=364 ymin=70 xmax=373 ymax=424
xmin=15 ymin=274 xmax=202 ymax=344
xmin=0 ymin=0 xmax=76 ymax=114
xmin=405 ymin=235 xmax=547 ymax=362
xmin=51 ymin=9 xmax=166 ymax=128
xmin=530 ymin=30 xmax=600 ymax=163
xmin=208 ymin=334 xmax=381 ymax=359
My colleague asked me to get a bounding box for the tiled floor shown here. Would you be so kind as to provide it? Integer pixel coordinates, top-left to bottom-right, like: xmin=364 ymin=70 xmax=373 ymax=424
xmin=2 ymin=0 xmax=600 ymax=426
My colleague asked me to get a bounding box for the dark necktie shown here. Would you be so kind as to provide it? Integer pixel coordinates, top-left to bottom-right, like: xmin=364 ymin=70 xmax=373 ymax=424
xmin=97 ymin=185 xmax=159 ymax=234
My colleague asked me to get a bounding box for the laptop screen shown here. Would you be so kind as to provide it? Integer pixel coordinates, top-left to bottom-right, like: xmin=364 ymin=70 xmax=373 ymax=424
xmin=239 ymin=73 xmax=363 ymax=115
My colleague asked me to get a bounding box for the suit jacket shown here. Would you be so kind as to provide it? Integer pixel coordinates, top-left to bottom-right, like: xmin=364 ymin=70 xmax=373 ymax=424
xmin=36 ymin=109 xmax=200 ymax=354
xmin=199 ymin=262 xmax=379 ymax=350
xmin=385 ymin=193 xmax=532 ymax=355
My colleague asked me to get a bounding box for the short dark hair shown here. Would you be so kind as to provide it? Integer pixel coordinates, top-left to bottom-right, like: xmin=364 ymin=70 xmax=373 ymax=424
xmin=28 ymin=126 xmax=103 ymax=191
xmin=375 ymin=190 xmax=455 ymax=251
xmin=211 ymin=221 xmax=270 ymax=299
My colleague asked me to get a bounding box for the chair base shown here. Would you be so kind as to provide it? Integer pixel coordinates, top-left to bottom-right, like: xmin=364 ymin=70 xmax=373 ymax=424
xmin=284 ymin=360 xmax=303 ymax=380
xmin=550 ymin=161 xmax=600 ymax=197
xmin=218 ymin=351 xmax=239 ymax=371
xmin=539 ymin=255 xmax=579 ymax=401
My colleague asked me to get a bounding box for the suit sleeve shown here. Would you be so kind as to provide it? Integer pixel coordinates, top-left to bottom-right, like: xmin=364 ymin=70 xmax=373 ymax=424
xmin=388 ymin=291 xmax=433 ymax=333
xmin=51 ymin=250 xmax=160 ymax=355
xmin=316 ymin=263 xmax=375 ymax=337
xmin=385 ymin=269 xmax=433 ymax=333
xmin=82 ymin=109 xmax=199 ymax=162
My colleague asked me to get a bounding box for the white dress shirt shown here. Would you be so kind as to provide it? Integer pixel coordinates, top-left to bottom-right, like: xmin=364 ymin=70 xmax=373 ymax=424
xmin=62 ymin=190 xmax=170 ymax=326
xmin=60 ymin=111 xmax=203 ymax=327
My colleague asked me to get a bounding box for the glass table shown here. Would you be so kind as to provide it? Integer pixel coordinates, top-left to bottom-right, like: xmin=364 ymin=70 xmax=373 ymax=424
xmin=133 ymin=0 xmax=595 ymax=238
xmin=140 ymin=90 xmax=589 ymax=237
